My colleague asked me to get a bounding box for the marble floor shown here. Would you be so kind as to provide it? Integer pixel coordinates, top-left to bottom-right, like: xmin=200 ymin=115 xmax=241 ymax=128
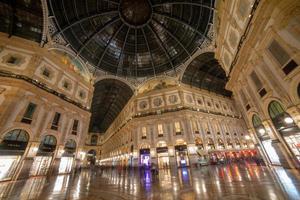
xmin=1 ymin=162 xmax=300 ymax=200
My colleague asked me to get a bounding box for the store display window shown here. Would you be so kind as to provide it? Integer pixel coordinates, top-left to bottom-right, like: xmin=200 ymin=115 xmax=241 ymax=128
xmin=0 ymin=129 xmax=29 ymax=181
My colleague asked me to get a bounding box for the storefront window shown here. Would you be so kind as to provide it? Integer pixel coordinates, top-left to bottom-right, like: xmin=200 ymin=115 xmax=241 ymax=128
xmin=140 ymin=148 xmax=151 ymax=167
xmin=0 ymin=129 xmax=29 ymax=181
xmin=217 ymin=138 xmax=225 ymax=149
xmin=235 ymin=139 xmax=241 ymax=148
xmin=207 ymin=138 xmax=215 ymax=150
xmin=30 ymin=135 xmax=57 ymax=176
xmin=175 ymin=145 xmax=189 ymax=167
xmin=87 ymin=150 xmax=96 ymax=165
xmin=64 ymin=139 xmax=76 ymax=154
xmin=0 ymin=156 xmax=20 ymax=181
xmin=1 ymin=129 xmax=29 ymax=150
xmin=58 ymin=157 xmax=73 ymax=174
xmin=227 ymin=139 xmax=233 ymax=148
xmin=268 ymin=101 xmax=300 ymax=162
xmin=195 ymin=137 xmax=204 ymax=150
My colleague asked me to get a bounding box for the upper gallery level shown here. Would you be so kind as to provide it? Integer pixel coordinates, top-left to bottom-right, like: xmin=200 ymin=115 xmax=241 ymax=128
xmin=99 ymin=77 xmax=240 ymax=144
xmin=0 ymin=34 xmax=94 ymax=110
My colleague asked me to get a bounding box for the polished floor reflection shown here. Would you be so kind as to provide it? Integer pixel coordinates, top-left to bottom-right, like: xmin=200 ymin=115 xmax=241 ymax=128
xmin=1 ymin=162 xmax=300 ymax=200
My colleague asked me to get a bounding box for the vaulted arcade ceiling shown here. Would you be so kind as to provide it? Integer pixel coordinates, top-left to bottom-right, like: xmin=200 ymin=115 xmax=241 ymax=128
xmin=89 ymin=79 xmax=133 ymax=133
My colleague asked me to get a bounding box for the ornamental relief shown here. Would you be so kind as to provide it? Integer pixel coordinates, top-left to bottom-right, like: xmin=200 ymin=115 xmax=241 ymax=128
xmin=138 ymin=100 xmax=149 ymax=110
xmin=152 ymin=97 xmax=164 ymax=108
xmin=0 ymin=49 xmax=31 ymax=70
xmin=168 ymin=94 xmax=178 ymax=104
xmin=184 ymin=94 xmax=194 ymax=104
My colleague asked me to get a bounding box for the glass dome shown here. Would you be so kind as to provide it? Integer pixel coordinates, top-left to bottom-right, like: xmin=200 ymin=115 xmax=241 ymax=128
xmin=49 ymin=0 xmax=214 ymax=77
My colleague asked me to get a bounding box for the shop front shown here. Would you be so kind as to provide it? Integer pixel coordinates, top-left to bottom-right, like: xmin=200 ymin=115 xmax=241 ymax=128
xmin=253 ymin=114 xmax=290 ymax=167
xmin=227 ymin=139 xmax=233 ymax=149
xmin=87 ymin=149 xmax=96 ymax=166
xmin=139 ymin=148 xmax=151 ymax=168
xmin=58 ymin=139 xmax=76 ymax=174
xmin=0 ymin=129 xmax=29 ymax=181
xmin=156 ymin=146 xmax=169 ymax=169
xmin=235 ymin=139 xmax=241 ymax=149
xmin=217 ymin=138 xmax=225 ymax=150
xmin=30 ymin=135 xmax=56 ymax=176
xmin=195 ymin=137 xmax=204 ymax=150
xmin=209 ymin=151 xmax=226 ymax=164
xmin=175 ymin=145 xmax=189 ymax=167
xmin=268 ymin=101 xmax=300 ymax=166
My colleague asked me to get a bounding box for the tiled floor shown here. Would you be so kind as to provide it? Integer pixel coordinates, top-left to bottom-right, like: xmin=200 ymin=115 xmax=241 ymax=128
xmin=1 ymin=162 xmax=300 ymax=200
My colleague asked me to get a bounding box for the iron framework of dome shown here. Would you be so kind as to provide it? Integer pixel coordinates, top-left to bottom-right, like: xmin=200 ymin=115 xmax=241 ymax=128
xmin=48 ymin=0 xmax=215 ymax=77
xmin=182 ymin=52 xmax=232 ymax=97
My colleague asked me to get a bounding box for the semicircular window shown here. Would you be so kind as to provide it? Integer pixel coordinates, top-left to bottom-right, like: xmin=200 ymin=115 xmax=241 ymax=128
xmin=39 ymin=135 xmax=57 ymax=153
xmin=64 ymin=139 xmax=77 ymax=154
xmin=182 ymin=52 xmax=232 ymax=97
xmin=89 ymin=79 xmax=133 ymax=133
xmin=0 ymin=129 xmax=29 ymax=151
xmin=48 ymin=0 xmax=214 ymax=77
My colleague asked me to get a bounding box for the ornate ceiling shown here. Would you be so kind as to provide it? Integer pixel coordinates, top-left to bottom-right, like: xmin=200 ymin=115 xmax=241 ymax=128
xmin=182 ymin=52 xmax=232 ymax=97
xmin=48 ymin=0 xmax=215 ymax=77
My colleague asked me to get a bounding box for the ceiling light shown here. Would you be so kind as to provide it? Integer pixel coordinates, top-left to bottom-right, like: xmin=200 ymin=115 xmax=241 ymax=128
xmin=284 ymin=117 xmax=293 ymax=124
xmin=258 ymin=128 xmax=265 ymax=134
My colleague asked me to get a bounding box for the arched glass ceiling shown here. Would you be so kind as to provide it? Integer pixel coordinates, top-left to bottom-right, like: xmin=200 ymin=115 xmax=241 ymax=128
xmin=89 ymin=79 xmax=133 ymax=133
xmin=0 ymin=0 xmax=43 ymax=43
xmin=48 ymin=0 xmax=214 ymax=77
xmin=182 ymin=52 xmax=232 ymax=97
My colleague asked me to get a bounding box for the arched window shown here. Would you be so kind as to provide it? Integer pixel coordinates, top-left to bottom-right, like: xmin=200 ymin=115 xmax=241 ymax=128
xmin=227 ymin=138 xmax=233 ymax=148
xmin=207 ymin=138 xmax=215 ymax=149
xmin=235 ymin=139 xmax=241 ymax=147
xmin=91 ymin=135 xmax=98 ymax=145
xmin=195 ymin=137 xmax=203 ymax=150
xmin=252 ymin=114 xmax=269 ymax=140
xmin=1 ymin=129 xmax=29 ymax=150
xmin=65 ymin=139 xmax=76 ymax=154
xmin=252 ymin=115 xmax=262 ymax=128
xmin=39 ymin=135 xmax=57 ymax=152
xmin=268 ymin=100 xmax=300 ymax=163
xmin=268 ymin=101 xmax=285 ymax=120
xmin=217 ymin=138 xmax=225 ymax=149
xmin=43 ymin=135 xmax=57 ymax=146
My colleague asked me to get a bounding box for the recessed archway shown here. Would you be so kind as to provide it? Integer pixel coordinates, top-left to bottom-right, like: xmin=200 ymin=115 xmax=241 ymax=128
xmin=89 ymin=79 xmax=134 ymax=133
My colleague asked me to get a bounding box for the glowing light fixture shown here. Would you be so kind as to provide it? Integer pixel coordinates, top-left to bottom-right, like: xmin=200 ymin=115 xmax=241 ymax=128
xmin=258 ymin=128 xmax=266 ymax=134
xmin=284 ymin=117 xmax=293 ymax=124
